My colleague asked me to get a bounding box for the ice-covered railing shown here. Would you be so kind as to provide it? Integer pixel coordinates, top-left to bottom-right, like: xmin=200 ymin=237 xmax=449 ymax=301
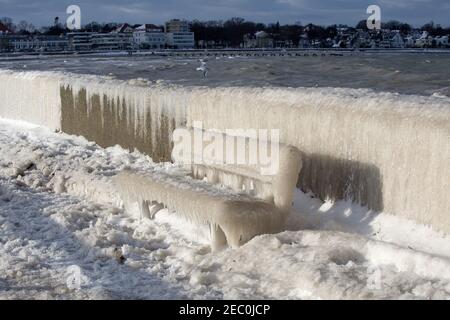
xmin=0 ymin=69 xmax=187 ymax=161
xmin=171 ymin=127 xmax=302 ymax=212
xmin=0 ymin=70 xmax=62 ymax=130
xmin=187 ymin=87 xmax=450 ymax=233
xmin=0 ymin=69 xmax=448 ymax=233
xmin=59 ymin=74 xmax=188 ymax=162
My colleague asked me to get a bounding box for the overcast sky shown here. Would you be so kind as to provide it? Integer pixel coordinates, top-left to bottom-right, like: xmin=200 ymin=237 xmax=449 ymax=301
xmin=1 ymin=0 xmax=448 ymax=27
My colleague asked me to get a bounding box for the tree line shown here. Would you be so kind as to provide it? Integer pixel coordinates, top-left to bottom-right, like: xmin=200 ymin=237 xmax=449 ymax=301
xmin=191 ymin=18 xmax=449 ymax=47
xmin=1 ymin=16 xmax=449 ymax=43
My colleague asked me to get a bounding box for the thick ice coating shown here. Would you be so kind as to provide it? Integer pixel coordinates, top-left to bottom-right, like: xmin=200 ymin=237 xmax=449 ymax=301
xmin=0 ymin=69 xmax=449 ymax=233
xmin=114 ymin=169 xmax=290 ymax=250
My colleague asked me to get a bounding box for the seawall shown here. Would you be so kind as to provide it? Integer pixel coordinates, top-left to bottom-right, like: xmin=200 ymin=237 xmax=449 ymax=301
xmin=0 ymin=69 xmax=449 ymax=233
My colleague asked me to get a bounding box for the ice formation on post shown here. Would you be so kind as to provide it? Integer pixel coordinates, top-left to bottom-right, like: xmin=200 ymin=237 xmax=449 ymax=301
xmin=115 ymin=128 xmax=302 ymax=250
xmin=171 ymin=127 xmax=302 ymax=211
xmin=0 ymin=70 xmax=62 ymax=130
xmin=114 ymin=169 xmax=289 ymax=250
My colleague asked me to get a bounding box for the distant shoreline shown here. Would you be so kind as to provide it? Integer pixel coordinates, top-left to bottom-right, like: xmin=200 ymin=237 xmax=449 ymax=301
xmin=1 ymin=47 xmax=450 ymax=60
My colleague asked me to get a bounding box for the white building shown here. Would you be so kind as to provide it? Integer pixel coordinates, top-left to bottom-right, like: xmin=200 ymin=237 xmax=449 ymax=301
xmin=165 ymin=32 xmax=195 ymax=48
xmin=255 ymin=31 xmax=273 ymax=48
xmin=12 ymin=36 xmax=68 ymax=52
xmin=67 ymin=32 xmax=93 ymax=51
xmin=243 ymin=33 xmax=257 ymax=48
xmin=405 ymin=36 xmax=415 ymax=48
xmin=165 ymin=19 xmax=194 ymax=48
xmin=165 ymin=19 xmax=190 ymax=33
xmin=415 ymin=31 xmax=433 ymax=47
xmin=299 ymin=33 xmax=310 ymax=48
xmin=389 ymin=32 xmax=405 ymax=48
xmin=11 ymin=37 xmax=39 ymax=51
xmin=133 ymin=24 xmax=165 ymax=49
xmin=435 ymin=35 xmax=449 ymax=47
xmin=90 ymin=33 xmax=132 ymax=51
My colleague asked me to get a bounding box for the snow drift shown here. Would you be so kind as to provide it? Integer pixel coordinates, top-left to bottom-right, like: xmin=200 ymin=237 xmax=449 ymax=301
xmin=0 ymin=70 xmax=449 ymax=233
xmin=2 ymin=118 xmax=450 ymax=300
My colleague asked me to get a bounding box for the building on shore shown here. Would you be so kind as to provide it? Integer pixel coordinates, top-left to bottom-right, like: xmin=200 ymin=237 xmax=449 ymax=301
xmin=242 ymin=31 xmax=274 ymax=48
xmin=389 ymin=32 xmax=405 ymax=48
xmin=435 ymin=35 xmax=449 ymax=47
xmin=91 ymin=33 xmax=132 ymax=51
xmin=67 ymin=32 xmax=93 ymax=51
xmin=165 ymin=19 xmax=190 ymax=33
xmin=68 ymin=30 xmax=133 ymax=51
xmin=164 ymin=19 xmax=195 ymax=49
xmin=132 ymin=24 xmax=165 ymax=49
xmin=112 ymin=23 xmax=134 ymax=34
xmin=255 ymin=31 xmax=274 ymax=48
xmin=2 ymin=18 xmax=449 ymax=52
xmin=5 ymin=35 xmax=68 ymax=52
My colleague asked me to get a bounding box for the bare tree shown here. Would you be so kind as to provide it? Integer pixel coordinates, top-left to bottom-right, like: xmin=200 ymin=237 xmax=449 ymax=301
xmin=0 ymin=17 xmax=15 ymax=32
xmin=16 ymin=20 xmax=36 ymax=34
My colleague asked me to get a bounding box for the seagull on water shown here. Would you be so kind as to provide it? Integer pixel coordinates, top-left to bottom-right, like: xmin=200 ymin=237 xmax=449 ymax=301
xmin=196 ymin=59 xmax=208 ymax=78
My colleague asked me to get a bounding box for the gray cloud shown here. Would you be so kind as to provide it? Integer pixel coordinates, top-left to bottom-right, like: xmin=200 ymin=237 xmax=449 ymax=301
xmin=0 ymin=0 xmax=448 ymax=27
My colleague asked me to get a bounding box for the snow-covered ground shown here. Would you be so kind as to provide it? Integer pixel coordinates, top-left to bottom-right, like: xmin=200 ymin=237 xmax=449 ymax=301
xmin=0 ymin=118 xmax=449 ymax=300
